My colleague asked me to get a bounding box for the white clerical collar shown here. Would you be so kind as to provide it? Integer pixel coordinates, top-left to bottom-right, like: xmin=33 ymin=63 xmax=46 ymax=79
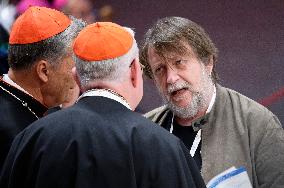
xmin=77 ymin=89 xmax=132 ymax=110
xmin=2 ymin=74 xmax=32 ymax=96
xmin=206 ymin=85 xmax=216 ymax=114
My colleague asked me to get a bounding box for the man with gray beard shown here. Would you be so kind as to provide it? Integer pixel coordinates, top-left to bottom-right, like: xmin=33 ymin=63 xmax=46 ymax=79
xmin=164 ymin=65 xmax=213 ymax=119
xmin=140 ymin=16 xmax=284 ymax=188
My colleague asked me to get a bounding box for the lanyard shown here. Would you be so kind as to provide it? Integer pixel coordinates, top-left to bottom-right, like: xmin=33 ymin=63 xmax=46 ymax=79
xmin=169 ymin=115 xmax=201 ymax=157
xmin=168 ymin=86 xmax=216 ymax=157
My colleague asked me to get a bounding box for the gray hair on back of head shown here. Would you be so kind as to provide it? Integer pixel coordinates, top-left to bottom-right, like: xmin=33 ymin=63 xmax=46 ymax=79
xmin=74 ymin=27 xmax=139 ymax=88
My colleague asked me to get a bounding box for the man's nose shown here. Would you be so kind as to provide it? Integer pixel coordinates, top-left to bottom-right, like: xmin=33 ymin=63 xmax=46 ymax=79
xmin=166 ymin=68 xmax=179 ymax=84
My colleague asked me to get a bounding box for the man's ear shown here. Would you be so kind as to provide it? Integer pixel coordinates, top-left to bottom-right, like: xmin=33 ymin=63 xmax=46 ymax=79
xmin=130 ymin=58 xmax=141 ymax=88
xmin=72 ymin=67 xmax=82 ymax=91
xmin=206 ymin=55 xmax=214 ymax=75
xmin=35 ymin=60 xmax=49 ymax=83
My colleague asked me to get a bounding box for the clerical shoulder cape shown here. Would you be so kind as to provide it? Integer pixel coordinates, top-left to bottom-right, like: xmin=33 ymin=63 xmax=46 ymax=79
xmin=0 ymin=78 xmax=47 ymax=171
xmin=0 ymin=96 xmax=206 ymax=188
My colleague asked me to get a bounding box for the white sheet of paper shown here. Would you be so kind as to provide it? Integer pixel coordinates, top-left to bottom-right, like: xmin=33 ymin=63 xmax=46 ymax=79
xmin=207 ymin=166 xmax=252 ymax=188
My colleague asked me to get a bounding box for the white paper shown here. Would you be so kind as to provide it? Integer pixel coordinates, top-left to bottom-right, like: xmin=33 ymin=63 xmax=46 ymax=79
xmin=207 ymin=166 xmax=252 ymax=188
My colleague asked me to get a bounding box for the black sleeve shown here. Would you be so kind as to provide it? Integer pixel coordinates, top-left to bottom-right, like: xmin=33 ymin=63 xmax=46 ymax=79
xmin=0 ymin=131 xmax=26 ymax=187
xmin=178 ymin=140 xmax=206 ymax=188
xmin=132 ymin=121 xmax=206 ymax=188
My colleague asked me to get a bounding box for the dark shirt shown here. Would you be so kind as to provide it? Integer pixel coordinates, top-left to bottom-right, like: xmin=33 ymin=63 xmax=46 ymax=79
xmin=172 ymin=120 xmax=202 ymax=169
xmin=160 ymin=111 xmax=206 ymax=170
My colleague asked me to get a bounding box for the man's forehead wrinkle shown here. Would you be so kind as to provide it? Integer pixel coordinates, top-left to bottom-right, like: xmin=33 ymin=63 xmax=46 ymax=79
xmin=153 ymin=46 xmax=195 ymax=62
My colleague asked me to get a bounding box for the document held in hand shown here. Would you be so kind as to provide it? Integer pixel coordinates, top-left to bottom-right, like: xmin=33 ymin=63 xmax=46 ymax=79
xmin=207 ymin=166 xmax=252 ymax=188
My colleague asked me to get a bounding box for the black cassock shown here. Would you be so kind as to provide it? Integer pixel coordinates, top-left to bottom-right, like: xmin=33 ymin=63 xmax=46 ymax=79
xmin=0 ymin=96 xmax=206 ymax=188
xmin=0 ymin=78 xmax=47 ymax=171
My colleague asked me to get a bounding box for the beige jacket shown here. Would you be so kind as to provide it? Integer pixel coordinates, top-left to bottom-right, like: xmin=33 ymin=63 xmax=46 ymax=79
xmin=145 ymin=84 xmax=284 ymax=188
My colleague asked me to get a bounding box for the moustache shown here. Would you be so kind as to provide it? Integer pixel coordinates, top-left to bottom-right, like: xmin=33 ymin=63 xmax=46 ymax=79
xmin=167 ymin=81 xmax=194 ymax=95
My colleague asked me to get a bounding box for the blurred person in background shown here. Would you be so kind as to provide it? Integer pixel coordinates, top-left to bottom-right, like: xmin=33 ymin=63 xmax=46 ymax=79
xmin=0 ymin=1 xmax=17 ymax=74
xmin=16 ymin=0 xmax=67 ymax=14
xmin=63 ymin=0 xmax=96 ymax=24
xmin=98 ymin=4 xmax=114 ymax=22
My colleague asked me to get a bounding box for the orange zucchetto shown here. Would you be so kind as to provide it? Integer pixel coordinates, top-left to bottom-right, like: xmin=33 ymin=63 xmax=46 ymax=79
xmin=9 ymin=6 xmax=71 ymax=44
xmin=73 ymin=22 xmax=133 ymax=61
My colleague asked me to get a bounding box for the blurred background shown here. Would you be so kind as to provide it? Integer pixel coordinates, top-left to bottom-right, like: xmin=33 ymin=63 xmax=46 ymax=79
xmin=1 ymin=0 xmax=284 ymax=123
